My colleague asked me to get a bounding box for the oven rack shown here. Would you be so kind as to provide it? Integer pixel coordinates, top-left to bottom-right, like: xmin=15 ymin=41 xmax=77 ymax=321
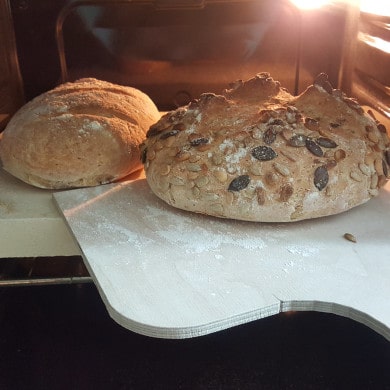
xmin=0 ymin=256 xmax=92 ymax=287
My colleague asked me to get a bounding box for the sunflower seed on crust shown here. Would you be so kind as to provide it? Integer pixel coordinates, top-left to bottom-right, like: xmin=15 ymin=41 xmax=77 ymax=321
xmin=175 ymin=150 xmax=191 ymax=162
xmin=374 ymin=158 xmax=385 ymax=176
xmin=288 ymin=134 xmax=307 ymax=147
xmin=304 ymin=117 xmax=320 ymax=131
xmin=214 ymin=169 xmax=228 ymax=183
xmin=370 ymin=173 xmax=379 ymax=189
xmin=334 ymin=149 xmax=346 ymax=161
xmin=273 ymin=162 xmax=290 ymax=177
xmin=256 ymin=187 xmax=266 ymax=205
xmin=358 ymin=163 xmax=371 ymax=176
xmin=367 ymin=131 xmax=379 ymax=143
xmin=350 ymin=170 xmax=363 ymax=182
xmin=265 ymin=171 xmax=279 ymax=186
xmin=279 ymin=183 xmax=294 ymax=202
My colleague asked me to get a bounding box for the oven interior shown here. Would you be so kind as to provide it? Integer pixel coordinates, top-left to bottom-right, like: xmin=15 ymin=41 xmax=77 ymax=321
xmin=1 ymin=0 xmax=389 ymax=284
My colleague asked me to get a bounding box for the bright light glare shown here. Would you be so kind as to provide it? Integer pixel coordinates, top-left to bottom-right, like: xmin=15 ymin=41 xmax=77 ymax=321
xmin=359 ymin=32 xmax=390 ymax=53
xmin=291 ymin=0 xmax=390 ymax=15
xmin=290 ymin=0 xmax=330 ymax=10
xmin=360 ymin=0 xmax=390 ymax=16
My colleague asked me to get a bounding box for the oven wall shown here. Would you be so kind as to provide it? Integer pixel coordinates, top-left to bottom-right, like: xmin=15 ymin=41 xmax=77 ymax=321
xmin=10 ymin=0 xmax=349 ymax=111
xmin=0 ymin=0 xmax=24 ymax=131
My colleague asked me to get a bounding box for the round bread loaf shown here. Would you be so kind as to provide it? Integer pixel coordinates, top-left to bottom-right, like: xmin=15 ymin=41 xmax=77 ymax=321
xmin=141 ymin=73 xmax=390 ymax=222
xmin=0 ymin=78 xmax=160 ymax=189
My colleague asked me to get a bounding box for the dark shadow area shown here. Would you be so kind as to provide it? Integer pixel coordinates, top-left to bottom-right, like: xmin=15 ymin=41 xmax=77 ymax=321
xmin=0 ymin=283 xmax=389 ymax=389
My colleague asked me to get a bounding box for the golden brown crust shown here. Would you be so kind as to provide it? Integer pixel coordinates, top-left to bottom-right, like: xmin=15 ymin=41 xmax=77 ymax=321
xmin=0 ymin=78 xmax=160 ymax=189
xmin=141 ymin=73 xmax=390 ymax=222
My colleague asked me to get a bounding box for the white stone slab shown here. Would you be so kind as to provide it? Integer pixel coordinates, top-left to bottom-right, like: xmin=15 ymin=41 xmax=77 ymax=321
xmin=53 ymin=179 xmax=390 ymax=340
xmin=0 ymin=168 xmax=81 ymax=258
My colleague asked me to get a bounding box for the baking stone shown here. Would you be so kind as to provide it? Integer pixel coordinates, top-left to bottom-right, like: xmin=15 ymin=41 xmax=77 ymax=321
xmin=53 ymin=179 xmax=390 ymax=340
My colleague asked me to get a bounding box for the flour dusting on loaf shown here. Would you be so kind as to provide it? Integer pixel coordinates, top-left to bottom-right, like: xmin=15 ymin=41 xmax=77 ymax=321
xmin=141 ymin=73 xmax=390 ymax=222
xmin=0 ymin=78 xmax=160 ymax=189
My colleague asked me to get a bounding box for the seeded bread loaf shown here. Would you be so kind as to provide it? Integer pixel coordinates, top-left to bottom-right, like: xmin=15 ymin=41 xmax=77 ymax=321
xmin=141 ymin=73 xmax=390 ymax=222
xmin=0 ymin=78 xmax=160 ymax=189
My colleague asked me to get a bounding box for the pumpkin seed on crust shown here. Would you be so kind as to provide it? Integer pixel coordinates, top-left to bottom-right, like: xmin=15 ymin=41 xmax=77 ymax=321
xmin=314 ymin=165 xmax=329 ymax=190
xmin=251 ymin=146 xmax=277 ymax=161
xmin=189 ymin=136 xmax=209 ymax=147
xmin=306 ymin=139 xmax=324 ymax=157
xmin=160 ymin=130 xmax=179 ymax=140
xmin=228 ymin=175 xmax=250 ymax=192
xmin=316 ymin=137 xmax=337 ymax=148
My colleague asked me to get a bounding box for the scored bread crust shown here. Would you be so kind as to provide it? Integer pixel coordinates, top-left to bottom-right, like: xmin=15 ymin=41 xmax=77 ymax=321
xmin=0 ymin=78 xmax=160 ymax=189
xmin=141 ymin=73 xmax=390 ymax=222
